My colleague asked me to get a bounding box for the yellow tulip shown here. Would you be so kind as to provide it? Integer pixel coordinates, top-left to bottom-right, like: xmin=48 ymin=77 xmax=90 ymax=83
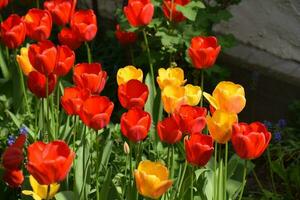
xmin=156 ymin=67 xmax=186 ymax=89
xmin=203 ymin=81 xmax=246 ymax=114
xmin=22 ymin=176 xmax=60 ymax=200
xmin=117 ymin=65 xmax=143 ymax=85
xmin=134 ymin=160 xmax=173 ymax=199
xmin=184 ymin=84 xmax=202 ymax=106
xmin=16 ymin=47 xmax=35 ymax=76
xmin=206 ymin=110 xmax=238 ymax=144
xmin=161 ymin=85 xmax=186 ymax=113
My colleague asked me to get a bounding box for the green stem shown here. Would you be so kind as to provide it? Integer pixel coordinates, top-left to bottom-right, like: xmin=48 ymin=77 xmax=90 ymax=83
xmin=176 ymin=161 xmax=188 ymax=199
xmin=190 ymin=166 xmax=194 ymax=200
xmin=46 ymin=184 xmax=50 ymax=200
xmin=214 ymin=142 xmax=218 ymax=200
xmin=170 ymin=146 xmax=174 ymax=179
xmin=238 ymin=160 xmax=248 ymax=200
xmin=200 ymin=70 xmax=204 ymax=107
xmin=224 ymin=142 xmax=228 ymax=199
xmin=267 ymin=148 xmax=277 ymax=193
xmin=218 ymin=144 xmax=223 ymax=200
xmin=252 ymin=168 xmax=264 ymax=194
xmin=36 ymin=0 xmax=40 ymax=8
xmin=0 ymin=13 xmax=3 ymax=22
xmin=85 ymin=42 xmax=92 ymax=63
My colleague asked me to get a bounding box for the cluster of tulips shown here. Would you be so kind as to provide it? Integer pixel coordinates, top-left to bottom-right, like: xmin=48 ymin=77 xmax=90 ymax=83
xmin=0 ymin=0 xmax=272 ymax=199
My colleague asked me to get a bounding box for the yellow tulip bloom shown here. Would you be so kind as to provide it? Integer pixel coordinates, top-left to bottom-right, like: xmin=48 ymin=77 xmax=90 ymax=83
xmin=16 ymin=47 xmax=35 ymax=76
xmin=206 ymin=110 xmax=238 ymax=144
xmin=161 ymin=85 xmax=186 ymax=113
xmin=134 ymin=160 xmax=173 ymax=199
xmin=184 ymin=84 xmax=202 ymax=106
xmin=203 ymin=81 xmax=246 ymax=114
xmin=117 ymin=65 xmax=143 ymax=85
xmin=22 ymin=176 xmax=60 ymax=200
xmin=156 ymin=67 xmax=186 ymax=89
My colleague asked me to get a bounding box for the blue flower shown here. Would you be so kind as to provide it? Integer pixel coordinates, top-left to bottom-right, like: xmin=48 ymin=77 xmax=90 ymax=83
xmin=19 ymin=125 xmax=29 ymax=135
xmin=277 ymin=119 xmax=287 ymax=129
xmin=274 ymin=131 xmax=281 ymax=142
xmin=7 ymin=135 xmax=15 ymax=146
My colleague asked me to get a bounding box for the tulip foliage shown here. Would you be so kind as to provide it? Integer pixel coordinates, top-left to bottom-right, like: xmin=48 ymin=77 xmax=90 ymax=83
xmin=0 ymin=0 xmax=273 ymax=200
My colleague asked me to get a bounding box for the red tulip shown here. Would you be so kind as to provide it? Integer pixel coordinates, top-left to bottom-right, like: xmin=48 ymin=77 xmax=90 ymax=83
xmin=79 ymin=96 xmax=114 ymax=130
xmin=27 ymin=140 xmax=75 ymax=185
xmin=162 ymin=0 xmax=190 ymax=22
xmin=185 ymin=133 xmax=214 ymax=166
xmin=157 ymin=114 xmax=182 ymax=144
xmin=232 ymin=122 xmax=272 ymax=160
xmin=58 ymin=27 xmax=82 ymax=50
xmin=70 ymin=9 xmax=97 ymax=41
xmin=0 ymin=14 xmax=26 ymax=49
xmin=44 ymin=0 xmax=77 ymax=26
xmin=53 ymin=45 xmax=75 ymax=76
xmin=61 ymin=87 xmax=90 ymax=115
xmin=120 ymin=107 xmax=151 ymax=142
xmin=27 ymin=71 xmax=57 ymax=98
xmin=123 ymin=0 xmax=154 ymax=27
xmin=115 ymin=24 xmax=137 ymax=45
xmin=188 ymin=36 xmax=221 ymax=69
xmin=24 ymin=8 xmax=52 ymax=41
xmin=177 ymin=105 xmax=207 ymax=135
xmin=3 ymin=169 xmax=24 ymax=188
xmin=0 ymin=0 xmax=9 ymax=9
xmin=28 ymin=40 xmax=57 ymax=75
xmin=73 ymin=63 xmax=107 ymax=94
xmin=118 ymin=79 xmax=149 ymax=109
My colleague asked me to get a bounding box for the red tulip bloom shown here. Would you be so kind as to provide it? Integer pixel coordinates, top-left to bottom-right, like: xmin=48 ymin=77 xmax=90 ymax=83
xmin=3 ymin=169 xmax=24 ymax=188
xmin=58 ymin=27 xmax=82 ymax=50
xmin=232 ymin=122 xmax=272 ymax=160
xmin=0 ymin=0 xmax=9 ymax=9
xmin=0 ymin=14 xmax=26 ymax=49
xmin=120 ymin=107 xmax=151 ymax=142
xmin=61 ymin=87 xmax=90 ymax=115
xmin=177 ymin=105 xmax=207 ymax=135
xmin=73 ymin=63 xmax=107 ymax=94
xmin=28 ymin=40 xmax=57 ymax=75
xmin=157 ymin=114 xmax=182 ymax=144
xmin=44 ymin=0 xmax=77 ymax=26
xmin=162 ymin=0 xmax=190 ymax=22
xmin=79 ymin=96 xmax=114 ymax=130
xmin=188 ymin=36 xmax=221 ymax=69
xmin=27 ymin=71 xmax=57 ymax=98
xmin=185 ymin=133 xmax=214 ymax=166
xmin=53 ymin=45 xmax=75 ymax=76
xmin=70 ymin=9 xmax=97 ymax=41
xmin=118 ymin=79 xmax=149 ymax=109
xmin=27 ymin=140 xmax=75 ymax=185
xmin=124 ymin=0 xmax=154 ymax=27
xmin=24 ymin=8 xmax=52 ymax=41
xmin=115 ymin=24 xmax=137 ymax=45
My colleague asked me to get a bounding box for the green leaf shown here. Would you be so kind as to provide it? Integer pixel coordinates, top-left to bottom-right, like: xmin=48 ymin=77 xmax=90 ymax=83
xmin=99 ymin=167 xmax=112 ymax=200
xmin=0 ymin=46 xmax=10 ymax=79
xmin=55 ymin=191 xmax=74 ymax=200
xmin=176 ymin=2 xmax=205 ymax=21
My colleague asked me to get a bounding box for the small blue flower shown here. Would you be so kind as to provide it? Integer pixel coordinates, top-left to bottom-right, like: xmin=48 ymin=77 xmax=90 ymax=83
xmin=274 ymin=131 xmax=281 ymax=142
xmin=7 ymin=135 xmax=15 ymax=146
xmin=19 ymin=125 xmax=29 ymax=135
xmin=263 ymin=120 xmax=272 ymax=130
xmin=277 ymin=119 xmax=287 ymax=129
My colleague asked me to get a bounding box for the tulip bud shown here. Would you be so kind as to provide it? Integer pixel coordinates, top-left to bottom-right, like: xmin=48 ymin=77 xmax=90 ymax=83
xmin=123 ymin=142 xmax=130 ymax=155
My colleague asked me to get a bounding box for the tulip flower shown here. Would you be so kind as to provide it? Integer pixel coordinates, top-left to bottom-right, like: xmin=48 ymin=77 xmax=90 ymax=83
xmin=124 ymin=0 xmax=154 ymax=27
xmin=73 ymin=63 xmax=107 ymax=94
xmin=58 ymin=27 xmax=82 ymax=50
xmin=27 ymin=140 xmax=75 ymax=185
xmin=53 ymin=45 xmax=75 ymax=76
xmin=188 ymin=36 xmax=221 ymax=69
xmin=118 ymin=79 xmax=149 ymax=109
xmin=157 ymin=67 xmax=186 ymax=89
xmin=61 ymin=87 xmax=90 ymax=115
xmin=157 ymin=114 xmax=182 ymax=144
xmin=232 ymin=122 xmax=271 ymax=160
xmin=161 ymin=85 xmax=186 ymax=113
xmin=0 ymin=14 xmax=26 ymax=49
xmin=120 ymin=107 xmax=151 ymax=142
xmin=79 ymin=96 xmax=114 ymax=130
xmin=117 ymin=65 xmax=143 ymax=85
xmin=23 ymin=175 xmax=60 ymax=200
xmin=184 ymin=84 xmax=202 ymax=106
xmin=206 ymin=110 xmax=238 ymax=144
xmin=16 ymin=47 xmax=35 ymax=76
xmin=115 ymin=24 xmax=137 ymax=45
xmin=27 ymin=71 xmax=57 ymax=98
xmin=203 ymin=81 xmax=246 ymax=114
xmin=177 ymin=105 xmax=207 ymax=135
xmin=134 ymin=160 xmax=173 ymax=199
xmin=185 ymin=133 xmax=214 ymax=166
xmin=3 ymin=169 xmax=24 ymax=188
xmin=44 ymin=0 xmax=77 ymax=26
xmin=0 ymin=0 xmax=9 ymax=9
xmin=24 ymin=9 xmax=52 ymax=41
xmin=162 ymin=0 xmax=190 ymax=22
xmin=28 ymin=40 xmax=57 ymax=76
xmin=70 ymin=9 xmax=97 ymax=41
